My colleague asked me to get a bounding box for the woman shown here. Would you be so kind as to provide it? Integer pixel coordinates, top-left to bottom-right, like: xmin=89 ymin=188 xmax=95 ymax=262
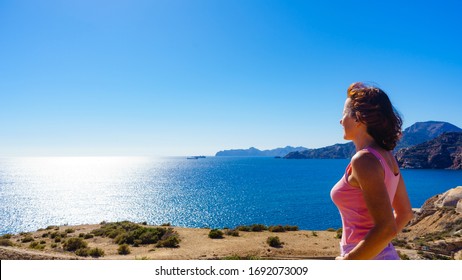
xmin=331 ymin=82 xmax=414 ymax=260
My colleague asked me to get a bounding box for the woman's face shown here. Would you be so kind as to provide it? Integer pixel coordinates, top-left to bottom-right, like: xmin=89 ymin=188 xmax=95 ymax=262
xmin=340 ymin=98 xmax=358 ymax=140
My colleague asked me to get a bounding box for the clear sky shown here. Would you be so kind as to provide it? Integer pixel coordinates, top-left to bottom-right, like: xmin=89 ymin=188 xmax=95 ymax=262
xmin=1 ymin=0 xmax=461 ymax=156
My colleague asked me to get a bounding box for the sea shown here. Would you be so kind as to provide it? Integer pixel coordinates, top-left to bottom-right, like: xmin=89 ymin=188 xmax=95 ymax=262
xmin=0 ymin=156 xmax=461 ymax=235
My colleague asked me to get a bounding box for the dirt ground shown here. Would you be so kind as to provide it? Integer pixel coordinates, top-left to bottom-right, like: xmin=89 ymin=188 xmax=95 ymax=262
xmin=0 ymin=224 xmax=341 ymax=260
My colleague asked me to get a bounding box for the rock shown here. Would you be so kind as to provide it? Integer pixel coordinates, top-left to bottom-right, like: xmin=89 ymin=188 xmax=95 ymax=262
xmin=457 ymin=200 xmax=462 ymax=215
xmin=434 ymin=186 xmax=462 ymax=208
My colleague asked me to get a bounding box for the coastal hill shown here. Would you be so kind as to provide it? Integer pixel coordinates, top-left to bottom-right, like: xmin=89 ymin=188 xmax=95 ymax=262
xmin=283 ymin=143 xmax=355 ymax=159
xmin=215 ymin=146 xmax=307 ymax=157
xmin=396 ymin=132 xmax=462 ymax=169
xmin=395 ymin=121 xmax=462 ymax=151
xmin=216 ymin=121 xmax=460 ymax=160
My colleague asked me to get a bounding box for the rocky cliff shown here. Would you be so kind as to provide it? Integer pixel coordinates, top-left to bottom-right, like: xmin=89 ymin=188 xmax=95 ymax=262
xmin=395 ymin=132 xmax=462 ymax=169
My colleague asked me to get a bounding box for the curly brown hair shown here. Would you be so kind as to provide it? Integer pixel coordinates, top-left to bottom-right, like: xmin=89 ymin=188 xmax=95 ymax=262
xmin=347 ymin=82 xmax=402 ymax=150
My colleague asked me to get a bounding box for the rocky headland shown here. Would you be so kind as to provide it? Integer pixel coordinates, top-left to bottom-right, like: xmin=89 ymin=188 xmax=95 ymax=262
xmin=396 ymin=132 xmax=462 ymax=169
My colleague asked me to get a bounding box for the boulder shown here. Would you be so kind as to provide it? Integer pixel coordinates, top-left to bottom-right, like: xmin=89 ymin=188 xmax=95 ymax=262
xmin=434 ymin=186 xmax=462 ymax=208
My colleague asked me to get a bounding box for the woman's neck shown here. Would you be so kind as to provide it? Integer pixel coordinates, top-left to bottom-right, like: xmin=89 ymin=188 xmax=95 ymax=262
xmin=352 ymin=133 xmax=379 ymax=151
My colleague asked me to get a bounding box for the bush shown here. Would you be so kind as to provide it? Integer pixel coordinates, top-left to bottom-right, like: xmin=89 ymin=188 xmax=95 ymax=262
xmin=84 ymin=233 xmax=94 ymax=239
xmin=336 ymin=228 xmax=342 ymax=239
xmin=118 ymin=244 xmax=131 ymax=255
xmin=29 ymin=241 xmax=45 ymax=250
xmin=250 ymin=224 xmax=267 ymax=232
xmin=46 ymin=225 xmax=59 ymax=230
xmin=267 ymin=236 xmax=282 ymax=247
xmin=312 ymin=231 xmax=318 ymax=237
xmin=63 ymin=237 xmax=88 ymax=251
xmin=1 ymin=234 xmax=13 ymax=239
xmin=65 ymin=228 xmax=75 ymax=234
xmin=156 ymin=232 xmax=180 ymax=248
xmin=0 ymin=239 xmax=14 ymax=246
xmin=208 ymin=229 xmax=224 ymax=239
xmin=225 ymin=229 xmax=239 ymax=237
xmin=284 ymin=225 xmax=299 ymax=231
xmin=75 ymin=248 xmax=89 ymax=257
xmin=268 ymin=225 xmax=285 ymax=232
xmin=21 ymin=235 xmax=34 ymax=243
xmin=88 ymin=247 xmax=105 ymax=258
xmin=91 ymin=221 xmax=173 ymax=246
xmin=236 ymin=225 xmax=251 ymax=232
xmin=397 ymin=251 xmax=410 ymax=260
xmin=326 ymin=228 xmax=336 ymax=232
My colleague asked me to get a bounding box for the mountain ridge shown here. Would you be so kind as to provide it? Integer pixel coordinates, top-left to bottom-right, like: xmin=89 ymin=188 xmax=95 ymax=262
xmin=215 ymin=121 xmax=461 ymax=163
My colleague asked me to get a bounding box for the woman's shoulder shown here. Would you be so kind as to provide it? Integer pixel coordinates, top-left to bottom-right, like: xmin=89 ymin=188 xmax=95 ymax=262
xmin=351 ymin=150 xmax=383 ymax=173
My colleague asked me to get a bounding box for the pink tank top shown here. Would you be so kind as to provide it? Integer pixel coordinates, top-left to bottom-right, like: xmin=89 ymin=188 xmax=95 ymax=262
xmin=330 ymin=147 xmax=400 ymax=245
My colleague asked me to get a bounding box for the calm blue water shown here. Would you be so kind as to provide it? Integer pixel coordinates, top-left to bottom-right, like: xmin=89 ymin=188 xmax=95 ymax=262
xmin=0 ymin=157 xmax=461 ymax=235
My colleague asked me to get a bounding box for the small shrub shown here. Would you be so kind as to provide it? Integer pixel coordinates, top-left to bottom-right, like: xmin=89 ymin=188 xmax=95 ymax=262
xmin=397 ymin=251 xmax=410 ymax=260
xmin=161 ymin=223 xmax=171 ymax=227
xmin=1 ymin=234 xmax=13 ymax=239
xmin=225 ymin=229 xmax=239 ymax=237
xmin=42 ymin=233 xmax=49 ymax=238
xmin=157 ymin=235 xmax=180 ymax=248
xmin=268 ymin=225 xmax=285 ymax=232
xmin=284 ymin=225 xmax=299 ymax=231
xmin=0 ymin=239 xmax=14 ymax=246
xmin=50 ymin=243 xmax=58 ymax=249
xmin=54 ymin=237 xmax=61 ymax=243
xmin=336 ymin=228 xmax=342 ymax=239
xmin=21 ymin=235 xmax=34 ymax=243
xmin=133 ymin=239 xmax=142 ymax=247
xmin=75 ymin=248 xmax=89 ymax=257
xmin=84 ymin=233 xmax=94 ymax=239
xmin=88 ymin=247 xmax=105 ymax=258
xmin=267 ymin=236 xmax=282 ymax=247
xmin=40 ymin=240 xmax=46 ymax=244
xmin=63 ymin=237 xmax=88 ymax=252
xmin=65 ymin=228 xmax=75 ymax=234
xmin=236 ymin=225 xmax=250 ymax=232
xmin=208 ymin=229 xmax=224 ymax=239
xmin=327 ymin=228 xmax=336 ymax=232
xmin=29 ymin=241 xmax=45 ymax=250
xmin=118 ymin=244 xmax=131 ymax=255
xmin=46 ymin=225 xmax=59 ymax=230
xmin=79 ymin=233 xmax=85 ymax=238
xmin=141 ymin=222 xmax=147 ymax=225
xmin=250 ymin=224 xmax=267 ymax=232
xmin=312 ymin=231 xmax=318 ymax=237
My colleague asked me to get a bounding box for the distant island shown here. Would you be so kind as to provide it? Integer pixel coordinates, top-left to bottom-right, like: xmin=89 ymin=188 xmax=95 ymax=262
xmin=215 ymin=146 xmax=308 ymax=157
xmin=215 ymin=121 xmax=462 ymax=169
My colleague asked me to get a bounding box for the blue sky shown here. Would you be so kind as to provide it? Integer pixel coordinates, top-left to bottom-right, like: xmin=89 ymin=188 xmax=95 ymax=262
xmin=1 ymin=0 xmax=461 ymax=156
